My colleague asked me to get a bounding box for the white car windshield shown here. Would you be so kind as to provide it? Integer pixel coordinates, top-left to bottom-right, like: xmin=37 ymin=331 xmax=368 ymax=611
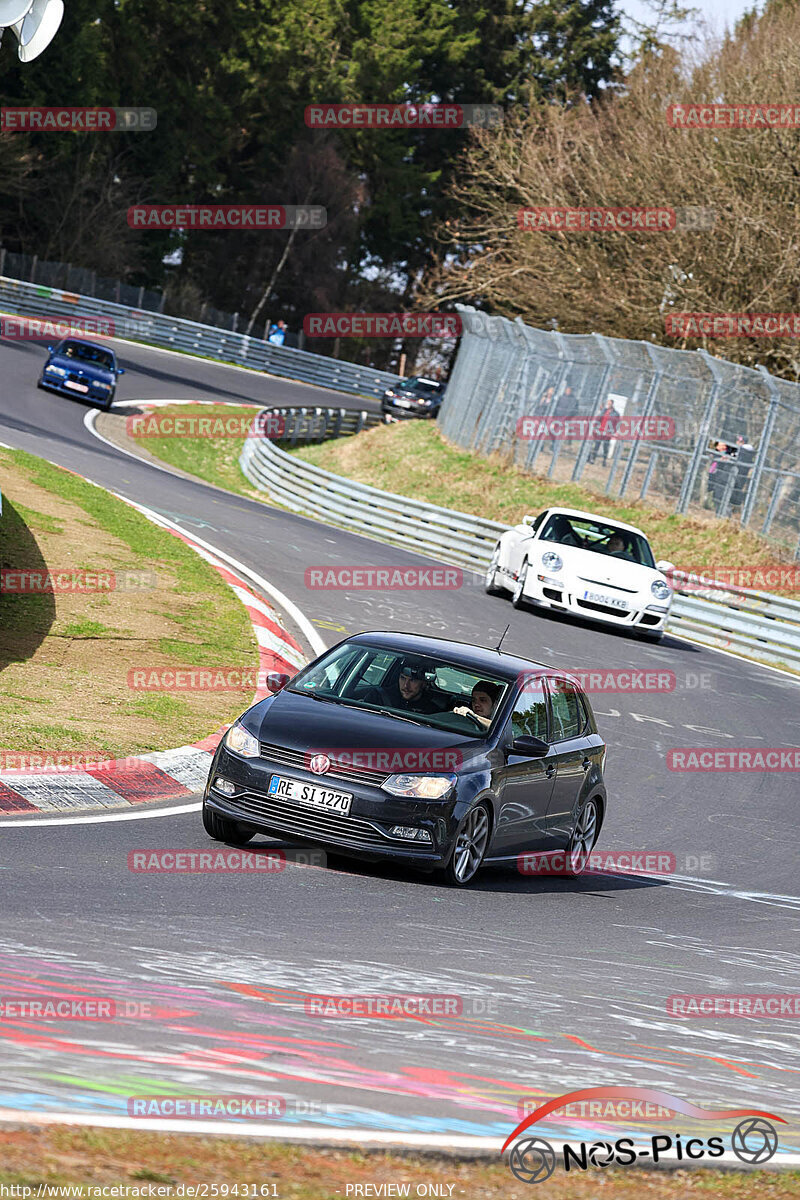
xmin=540 ymin=514 xmax=655 ymax=568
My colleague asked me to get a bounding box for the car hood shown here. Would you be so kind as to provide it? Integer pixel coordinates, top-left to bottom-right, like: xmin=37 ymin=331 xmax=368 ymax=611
xmin=537 ymin=544 xmax=664 ymax=590
xmin=48 ymin=354 xmax=114 ymax=381
xmin=246 ymin=690 xmax=484 ymax=760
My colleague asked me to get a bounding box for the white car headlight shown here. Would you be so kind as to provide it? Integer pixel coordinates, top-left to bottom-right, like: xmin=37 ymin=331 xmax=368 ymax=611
xmin=46 ymin=366 xmax=67 ymax=376
xmin=223 ymin=723 xmax=260 ymax=758
xmin=541 ymin=551 xmax=563 ymax=572
xmin=651 ymin=579 xmax=671 ymax=601
xmin=382 ymin=773 xmax=456 ymax=799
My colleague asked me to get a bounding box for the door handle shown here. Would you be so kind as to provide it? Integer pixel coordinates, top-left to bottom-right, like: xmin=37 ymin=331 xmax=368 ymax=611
xmin=545 ymin=765 xmax=556 ymax=778
xmin=582 ymin=758 xmax=592 ymax=771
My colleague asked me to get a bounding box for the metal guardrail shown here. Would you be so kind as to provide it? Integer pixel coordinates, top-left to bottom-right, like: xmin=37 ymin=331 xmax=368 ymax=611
xmin=0 ymin=275 xmax=402 ymax=401
xmin=266 ymin=406 xmax=381 ymax=444
xmin=241 ymin=411 xmax=800 ymax=674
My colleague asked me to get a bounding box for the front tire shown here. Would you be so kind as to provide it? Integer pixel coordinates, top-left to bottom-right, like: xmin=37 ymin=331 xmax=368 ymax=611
xmin=565 ymin=797 xmax=600 ymax=877
xmin=511 ymin=559 xmax=530 ymax=609
xmin=202 ymin=803 xmax=256 ymax=845
xmin=442 ymin=802 xmax=491 ymax=886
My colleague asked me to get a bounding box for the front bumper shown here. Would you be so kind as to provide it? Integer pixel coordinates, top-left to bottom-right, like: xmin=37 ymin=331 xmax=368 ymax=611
xmin=40 ymin=374 xmax=113 ymax=404
xmin=381 ymin=396 xmax=438 ymax=419
xmin=204 ymin=744 xmax=464 ymax=866
xmin=522 ymin=572 xmax=671 ymax=631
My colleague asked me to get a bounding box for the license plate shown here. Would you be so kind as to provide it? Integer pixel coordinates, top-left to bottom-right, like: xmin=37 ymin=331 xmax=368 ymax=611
xmin=65 ymin=380 xmax=89 ymax=393
xmin=583 ymin=589 xmax=628 ymax=610
xmin=394 ymin=398 xmax=412 ymax=408
xmin=268 ymin=774 xmax=352 ymax=815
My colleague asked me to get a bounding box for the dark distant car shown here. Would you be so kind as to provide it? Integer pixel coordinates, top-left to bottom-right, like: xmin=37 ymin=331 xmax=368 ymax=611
xmin=202 ymin=631 xmax=607 ymax=887
xmin=38 ymin=338 xmax=125 ymax=410
xmin=381 ymin=376 xmax=445 ymax=421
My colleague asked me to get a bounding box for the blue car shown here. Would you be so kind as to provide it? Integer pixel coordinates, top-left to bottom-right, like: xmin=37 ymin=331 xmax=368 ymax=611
xmin=38 ymin=338 xmax=125 ymax=410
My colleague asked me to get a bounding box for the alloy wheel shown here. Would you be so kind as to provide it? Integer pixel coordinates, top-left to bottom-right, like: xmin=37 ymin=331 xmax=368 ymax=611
xmin=451 ymin=804 xmax=490 ymax=884
xmin=567 ymin=799 xmax=599 ymax=875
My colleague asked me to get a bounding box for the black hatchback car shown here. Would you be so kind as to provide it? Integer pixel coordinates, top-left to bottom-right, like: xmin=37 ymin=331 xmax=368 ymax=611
xmin=381 ymin=376 xmax=445 ymax=421
xmin=203 ymin=633 xmax=607 ymax=886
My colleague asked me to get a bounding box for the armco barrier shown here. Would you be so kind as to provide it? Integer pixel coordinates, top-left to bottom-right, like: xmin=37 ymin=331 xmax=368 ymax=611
xmin=0 ymin=276 xmax=401 ymax=401
xmin=241 ymin=412 xmax=800 ymax=674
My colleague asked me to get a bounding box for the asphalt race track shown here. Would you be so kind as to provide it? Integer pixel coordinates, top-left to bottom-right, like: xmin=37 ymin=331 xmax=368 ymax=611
xmin=1 ymin=333 xmax=799 ymax=1154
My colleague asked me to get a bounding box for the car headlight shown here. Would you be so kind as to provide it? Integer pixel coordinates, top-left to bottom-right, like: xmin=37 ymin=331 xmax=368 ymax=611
xmin=541 ymin=551 xmax=563 ymax=572
xmin=382 ymin=773 xmax=457 ymax=799
xmin=95 ymin=382 xmax=111 ymax=389
xmin=46 ymin=366 xmax=67 ymax=376
xmin=651 ymin=579 xmax=671 ymax=601
xmin=223 ymin=723 xmax=260 ymax=758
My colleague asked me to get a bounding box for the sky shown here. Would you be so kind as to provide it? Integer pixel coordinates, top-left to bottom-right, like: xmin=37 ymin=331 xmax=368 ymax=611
xmin=619 ymin=0 xmax=759 ymax=48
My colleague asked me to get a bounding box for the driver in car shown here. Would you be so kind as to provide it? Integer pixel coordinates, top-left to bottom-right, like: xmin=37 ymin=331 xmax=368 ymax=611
xmin=454 ymin=680 xmax=500 ymax=729
xmin=389 ymin=661 xmax=440 ymax=714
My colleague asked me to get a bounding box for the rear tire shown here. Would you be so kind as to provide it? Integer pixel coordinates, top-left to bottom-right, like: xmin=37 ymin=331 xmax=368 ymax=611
xmin=565 ymin=797 xmax=600 ymax=877
xmin=202 ymin=803 xmax=256 ymax=845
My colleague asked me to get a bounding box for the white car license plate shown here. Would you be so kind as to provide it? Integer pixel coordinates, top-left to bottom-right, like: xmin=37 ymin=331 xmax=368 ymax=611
xmin=268 ymin=774 xmax=352 ymax=815
xmin=394 ymin=398 xmax=412 ymax=408
xmin=583 ymin=589 xmax=628 ymax=610
xmin=65 ymin=380 xmax=89 ymax=393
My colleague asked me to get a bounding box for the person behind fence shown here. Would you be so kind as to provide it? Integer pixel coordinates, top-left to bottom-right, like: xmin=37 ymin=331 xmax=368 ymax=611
xmin=588 ymin=397 xmax=620 ymax=464
xmin=267 ymin=319 xmax=287 ymax=345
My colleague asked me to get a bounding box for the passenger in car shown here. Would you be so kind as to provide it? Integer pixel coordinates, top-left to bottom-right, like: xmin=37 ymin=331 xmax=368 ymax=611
xmin=453 ymin=680 xmax=501 ymax=730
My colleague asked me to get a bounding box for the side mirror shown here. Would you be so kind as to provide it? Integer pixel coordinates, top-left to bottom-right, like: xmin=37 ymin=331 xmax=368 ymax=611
xmin=265 ymin=672 xmax=291 ymax=694
xmin=117 ymin=367 xmax=126 ymax=375
xmin=655 ymin=560 xmax=674 ymax=573
xmin=46 ymin=345 xmax=54 ymax=353
xmin=523 ymin=514 xmax=538 ymax=526
xmin=510 ymin=735 xmax=550 ymax=757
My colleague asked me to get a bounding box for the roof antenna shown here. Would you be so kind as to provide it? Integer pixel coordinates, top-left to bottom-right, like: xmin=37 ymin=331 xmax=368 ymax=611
xmin=493 ymin=624 xmax=511 ymax=654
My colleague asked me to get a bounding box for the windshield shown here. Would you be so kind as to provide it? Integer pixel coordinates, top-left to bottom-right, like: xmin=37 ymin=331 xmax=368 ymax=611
xmin=540 ymin=514 xmax=655 ymax=567
xmin=288 ymin=641 xmax=510 ymax=737
xmin=398 ymin=378 xmax=442 ymax=398
xmin=58 ymin=341 xmax=115 ymax=369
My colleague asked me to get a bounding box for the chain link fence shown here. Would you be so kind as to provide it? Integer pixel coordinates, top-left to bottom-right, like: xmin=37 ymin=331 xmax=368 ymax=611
xmin=0 ymin=248 xmax=243 ymax=333
xmin=439 ymin=306 xmax=800 ymax=556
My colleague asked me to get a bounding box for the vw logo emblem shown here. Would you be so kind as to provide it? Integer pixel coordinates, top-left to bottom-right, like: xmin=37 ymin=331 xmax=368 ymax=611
xmin=309 ymin=754 xmax=331 ymax=775
xmin=731 ymin=1118 xmax=778 ymax=1165
xmin=508 ymin=1136 xmax=556 ymax=1184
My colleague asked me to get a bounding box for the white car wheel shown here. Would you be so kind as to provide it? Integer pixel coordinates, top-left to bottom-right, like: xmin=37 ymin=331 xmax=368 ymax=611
xmin=511 ymin=559 xmax=529 ymax=609
xmin=485 ymin=546 xmax=503 ymax=595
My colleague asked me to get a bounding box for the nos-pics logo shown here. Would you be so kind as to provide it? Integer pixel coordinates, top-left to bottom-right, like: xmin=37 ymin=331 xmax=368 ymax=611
xmin=503 ymin=1087 xmax=783 ymax=1183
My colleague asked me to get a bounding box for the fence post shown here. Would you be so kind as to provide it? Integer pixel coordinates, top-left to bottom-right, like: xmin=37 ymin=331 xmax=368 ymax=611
xmin=640 ymin=451 xmax=658 ymax=499
xmin=761 ymin=475 xmax=785 ymax=536
xmin=30 ymin=255 xmax=38 ymax=284
xmin=0 ymin=248 xmax=5 ymax=277
xmin=618 ymin=342 xmax=662 ymax=497
xmin=572 ymin=333 xmax=616 ymax=481
xmin=741 ymin=366 xmax=780 ymax=527
xmin=676 ymin=350 xmax=721 ymax=514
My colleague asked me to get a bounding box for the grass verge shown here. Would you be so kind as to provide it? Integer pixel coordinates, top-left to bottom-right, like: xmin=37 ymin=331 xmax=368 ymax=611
xmin=122 ymin=404 xmax=270 ymax=499
xmin=0 ymin=446 xmax=257 ymax=757
xmin=0 ymin=1126 xmax=796 ymax=1198
xmin=293 ymin=422 xmax=795 ymax=590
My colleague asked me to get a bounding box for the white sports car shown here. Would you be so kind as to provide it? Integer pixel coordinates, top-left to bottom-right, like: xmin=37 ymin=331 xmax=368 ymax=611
xmin=485 ymin=507 xmax=674 ymax=641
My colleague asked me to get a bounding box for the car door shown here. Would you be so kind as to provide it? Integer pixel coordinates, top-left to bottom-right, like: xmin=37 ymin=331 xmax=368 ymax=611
xmin=543 ymin=676 xmax=591 ymax=845
xmin=491 ymin=678 xmax=559 ymax=858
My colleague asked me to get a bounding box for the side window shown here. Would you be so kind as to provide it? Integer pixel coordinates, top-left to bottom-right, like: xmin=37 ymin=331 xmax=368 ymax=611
xmin=360 ymin=652 xmax=393 ymax=687
xmin=548 ymin=678 xmax=583 ymax=741
xmin=511 ymin=680 xmax=548 ymax=741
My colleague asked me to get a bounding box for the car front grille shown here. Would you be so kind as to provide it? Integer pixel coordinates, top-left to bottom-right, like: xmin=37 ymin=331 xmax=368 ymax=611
xmin=223 ymin=790 xmax=393 ymax=850
xmin=259 ymin=740 xmax=390 ymax=788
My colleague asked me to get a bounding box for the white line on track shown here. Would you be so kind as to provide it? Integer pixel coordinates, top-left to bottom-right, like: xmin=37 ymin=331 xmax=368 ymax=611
xmin=0 ymin=1111 xmax=798 ymax=1165
xmin=0 ymin=802 xmax=201 ymax=828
